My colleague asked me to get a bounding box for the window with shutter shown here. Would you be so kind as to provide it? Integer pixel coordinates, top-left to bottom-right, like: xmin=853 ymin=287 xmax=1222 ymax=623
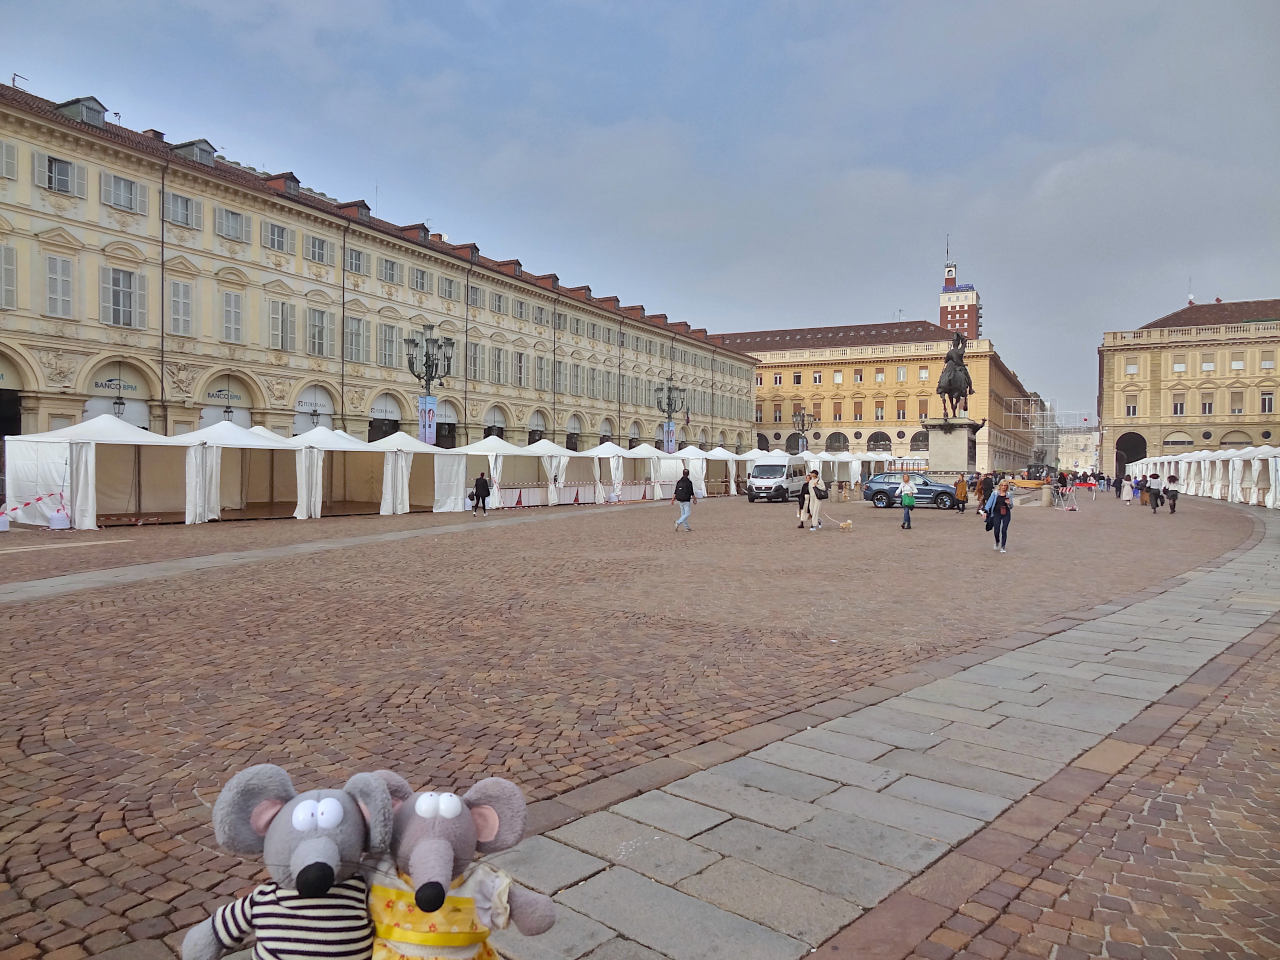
xmin=0 ymin=245 xmax=16 ymax=310
xmin=222 ymin=291 xmax=243 ymax=342
xmin=0 ymin=141 xmax=15 ymax=180
xmin=170 ymin=280 xmax=193 ymax=335
xmin=45 ymin=256 xmax=73 ymax=318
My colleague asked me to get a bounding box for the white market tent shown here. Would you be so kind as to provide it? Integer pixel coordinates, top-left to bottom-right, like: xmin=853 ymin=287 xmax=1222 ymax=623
xmin=173 ymin=420 xmax=303 ymax=524
xmin=433 ymin=434 xmax=526 ymax=513
xmin=706 ymin=447 xmax=740 ymax=496
xmin=579 ymin=441 xmax=634 ymax=502
xmin=621 ymin=443 xmax=685 ymax=499
xmin=522 ymin=438 xmax=598 ymax=505
xmin=289 ymin=426 xmax=385 ymax=519
xmin=4 ymin=415 xmax=187 ymax=529
xmin=367 ymin=432 xmax=447 ymax=515
xmin=1127 ymin=446 xmax=1279 ymax=511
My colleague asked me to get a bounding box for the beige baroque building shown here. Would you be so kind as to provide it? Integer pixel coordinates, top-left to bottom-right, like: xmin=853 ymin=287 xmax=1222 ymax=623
xmin=714 ymin=321 xmax=1039 ymax=472
xmin=0 ymin=86 xmax=755 ymax=455
xmin=1099 ymin=299 xmax=1279 ymax=476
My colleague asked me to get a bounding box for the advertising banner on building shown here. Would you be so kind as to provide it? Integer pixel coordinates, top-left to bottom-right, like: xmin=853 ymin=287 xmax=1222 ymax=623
xmin=418 ymin=395 xmax=437 ymax=444
xmin=661 ymin=421 xmax=676 ymax=454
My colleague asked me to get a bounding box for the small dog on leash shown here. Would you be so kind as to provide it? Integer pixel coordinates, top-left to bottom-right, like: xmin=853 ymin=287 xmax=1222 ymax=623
xmin=838 ymin=520 xmax=854 ymax=531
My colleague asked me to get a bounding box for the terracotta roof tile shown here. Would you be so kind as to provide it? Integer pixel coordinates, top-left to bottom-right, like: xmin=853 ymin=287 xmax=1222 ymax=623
xmin=713 ymin=321 xmax=954 ymax=352
xmin=1139 ymin=299 xmax=1280 ymax=329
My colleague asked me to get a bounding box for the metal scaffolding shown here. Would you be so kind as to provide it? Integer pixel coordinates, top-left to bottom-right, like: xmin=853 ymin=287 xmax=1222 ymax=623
xmin=1001 ymin=398 xmax=1093 ymax=467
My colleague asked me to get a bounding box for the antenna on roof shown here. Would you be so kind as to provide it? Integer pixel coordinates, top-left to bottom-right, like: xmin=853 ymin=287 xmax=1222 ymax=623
xmin=946 ymin=233 xmax=950 ymax=261
xmin=11 ymin=73 xmax=28 ymax=89
xmin=1187 ymin=276 xmax=1194 ymax=306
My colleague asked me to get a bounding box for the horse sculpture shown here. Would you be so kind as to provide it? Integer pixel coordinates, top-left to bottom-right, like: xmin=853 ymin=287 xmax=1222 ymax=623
xmin=936 ymin=332 xmax=975 ymax=419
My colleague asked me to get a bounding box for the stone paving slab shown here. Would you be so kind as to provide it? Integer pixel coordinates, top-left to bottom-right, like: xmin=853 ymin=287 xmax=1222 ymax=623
xmin=692 ymin=818 xmax=911 ymax=905
xmin=609 ymin=792 xmax=730 ymax=839
xmin=661 ymin=772 xmax=819 ymax=830
xmin=489 ymin=902 xmax=615 ymax=960
xmin=708 ymin=756 xmax=839 ymax=802
xmin=868 ymin=747 xmax=1039 ymax=800
xmin=485 ymin=835 xmax=608 ymax=896
xmin=791 ymin=808 xmax=949 ymax=873
xmin=548 ymin=813 xmax=721 ymax=884
xmin=882 ymin=775 xmax=1013 ymax=821
xmin=749 ymin=740 xmax=901 ymax=789
xmin=674 ymin=857 xmax=861 ymax=946
xmin=555 ymin=867 xmax=809 ymax=960
xmin=816 ymin=784 xmax=986 ymax=843
xmin=781 ymin=726 xmax=895 ymax=760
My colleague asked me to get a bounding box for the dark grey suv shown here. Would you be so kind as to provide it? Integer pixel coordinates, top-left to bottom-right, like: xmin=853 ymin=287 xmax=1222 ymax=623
xmin=862 ymin=472 xmax=957 ymax=510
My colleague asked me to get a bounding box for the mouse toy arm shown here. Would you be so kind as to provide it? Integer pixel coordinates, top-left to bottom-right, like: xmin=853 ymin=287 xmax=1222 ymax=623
xmin=508 ymin=882 xmax=555 ymax=936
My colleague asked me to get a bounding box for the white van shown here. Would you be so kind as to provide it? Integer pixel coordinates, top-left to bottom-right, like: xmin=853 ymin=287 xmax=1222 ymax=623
xmin=746 ymin=453 xmax=809 ymax=502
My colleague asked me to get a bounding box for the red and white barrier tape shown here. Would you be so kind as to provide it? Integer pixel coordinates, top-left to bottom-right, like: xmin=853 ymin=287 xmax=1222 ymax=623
xmin=2 ymin=491 xmax=67 ymax=517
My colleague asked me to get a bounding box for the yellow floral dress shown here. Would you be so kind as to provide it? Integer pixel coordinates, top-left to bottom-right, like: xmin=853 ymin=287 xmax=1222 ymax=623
xmin=368 ymin=857 xmax=512 ymax=960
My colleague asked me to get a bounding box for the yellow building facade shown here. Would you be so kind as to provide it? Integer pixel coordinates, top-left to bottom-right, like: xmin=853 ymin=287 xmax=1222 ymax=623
xmin=1098 ymin=299 xmax=1280 ymax=475
xmin=714 ymin=323 xmax=1038 ymax=472
xmin=0 ymin=87 xmax=755 ymax=453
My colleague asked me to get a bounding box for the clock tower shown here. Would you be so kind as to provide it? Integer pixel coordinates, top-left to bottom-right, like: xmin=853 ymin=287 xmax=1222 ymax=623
xmin=939 ymin=260 xmax=981 ymax=340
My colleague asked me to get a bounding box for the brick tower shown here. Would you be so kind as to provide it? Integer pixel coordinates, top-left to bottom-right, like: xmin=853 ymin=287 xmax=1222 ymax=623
xmin=939 ymin=261 xmax=982 ymax=340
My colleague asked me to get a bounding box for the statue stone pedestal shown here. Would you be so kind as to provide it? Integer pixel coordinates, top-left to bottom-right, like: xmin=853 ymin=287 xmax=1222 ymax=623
xmin=921 ymin=417 xmax=984 ymax=473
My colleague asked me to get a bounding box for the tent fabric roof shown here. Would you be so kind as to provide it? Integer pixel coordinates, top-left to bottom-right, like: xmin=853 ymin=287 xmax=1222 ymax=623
xmin=292 ymin=425 xmax=376 ymax=451
xmin=620 ymin=442 xmax=684 ymax=460
xmin=173 ymin=420 xmax=301 ymax=450
xmin=577 ymin=441 xmax=631 ymax=458
xmin=249 ymin=425 xmax=301 ymax=445
xmin=15 ymin=414 xmax=181 ymax=446
xmin=523 ymin=438 xmax=588 ymax=458
xmin=450 ymin=434 xmax=528 ymax=456
xmin=367 ymin=432 xmax=447 ymax=454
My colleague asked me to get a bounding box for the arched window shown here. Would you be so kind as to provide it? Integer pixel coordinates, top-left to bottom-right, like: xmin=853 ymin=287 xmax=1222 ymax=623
xmin=825 ymin=432 xmax=849 ymax=452
xmin=528 ymin=410 xmax=547 ymax=444
xmin=599 ymin=418 xmax=614 ymax=445
xmin=629 ymin=421 xmax=642 ymax=449
xmin=909 ymin=431 xmax=929 ymax=452
xmin=566 ymin=414 xmax=583 ymax=451
xmin=867 ymin=431 xmax=893 ymax=452
xmin=435 ymin=400 xmax=459 ymax=448
xmin=483 ymin=406 xmax=506 ymax=439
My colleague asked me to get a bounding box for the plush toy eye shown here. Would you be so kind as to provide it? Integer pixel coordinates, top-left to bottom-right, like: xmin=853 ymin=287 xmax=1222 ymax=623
xmin=291 ymin=800 xmax=319 ymax=831
xmin=438 ymin=793 xmax=463 ymax=819
xmin=316 ymin=797 xmax=344 ymax=829
xmin=414 ymin=792 xmax=440 ymax=818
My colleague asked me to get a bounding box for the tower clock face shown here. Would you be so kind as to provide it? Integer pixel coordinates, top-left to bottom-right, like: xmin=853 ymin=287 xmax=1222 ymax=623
xmin=946 ymin=268 xmax=956 ymax=279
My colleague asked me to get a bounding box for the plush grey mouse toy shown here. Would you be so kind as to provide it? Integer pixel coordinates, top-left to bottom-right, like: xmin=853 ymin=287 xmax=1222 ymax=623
xmin=365 ymin=771 xmax=554 ymax=959
xmin=181 ymin=763 xmax=393 ymax=960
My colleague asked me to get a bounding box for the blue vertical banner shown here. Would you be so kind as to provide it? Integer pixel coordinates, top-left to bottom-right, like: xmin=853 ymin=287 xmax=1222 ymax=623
xmin=662 ymin=421 xmax=676 ymax=453
xmin=418 ymin=395 xmax=437 ymax=444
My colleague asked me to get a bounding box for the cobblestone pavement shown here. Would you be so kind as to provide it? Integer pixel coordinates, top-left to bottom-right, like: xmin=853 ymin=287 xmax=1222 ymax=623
xmin=0 ymin=494 xmax=1264 ymax=958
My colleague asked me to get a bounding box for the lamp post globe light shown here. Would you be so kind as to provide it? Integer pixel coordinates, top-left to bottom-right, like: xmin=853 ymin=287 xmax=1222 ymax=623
xmin=654 ymin=378 xmax=687 ymax=453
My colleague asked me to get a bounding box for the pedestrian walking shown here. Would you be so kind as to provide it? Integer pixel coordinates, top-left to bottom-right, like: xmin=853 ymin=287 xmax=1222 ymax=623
xmin=1148 ymin=473 xmax=1164 ymax=513
xmin=472 ymin=471 xmax=491 ymax=517
xmin=1164 ymin=475 xmax=1180 ymax=514
xmin=1121 ymin=474 xmax=1133 ymax=505
xmin=983 ymin=479 xmax=1014 ymax=553
xmin=671 ymin=468 xmax=695 ymax=532
xmin=954 ymin=474 xmax=969 ymax=514
xmin=1113 ymin=475 xmax=1122 ymax=498
xmin=802 ymin=470 xmax=826 ymax=531
xmin=979 ymin=472 xmax=995 ymax=506
xmin=895 ymin=473 xmax=917 ymax=530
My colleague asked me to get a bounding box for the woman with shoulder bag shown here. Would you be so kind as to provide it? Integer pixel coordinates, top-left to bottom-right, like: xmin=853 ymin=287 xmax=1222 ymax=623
xmin=983 ymin=479 xmax=1014 ymax=553
xmin=804 ymin=470 xmax=827 ymax=531
xmin=895 ymin=473 xmax=916 ymax=530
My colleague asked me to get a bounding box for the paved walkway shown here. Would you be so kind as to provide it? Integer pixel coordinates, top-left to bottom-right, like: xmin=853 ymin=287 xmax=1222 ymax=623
xmin=476 ymin=504 xmax=1280 ymax=960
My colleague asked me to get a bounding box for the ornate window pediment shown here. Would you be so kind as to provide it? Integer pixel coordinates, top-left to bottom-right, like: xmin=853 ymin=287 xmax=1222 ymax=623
xmin=35 ymin=226 xmax=85 ymax=250
xmin=214 ymin=265 xmax=251 ymax=285
xmin=102 ymin=239 xmax=145 ymax=261
xmin=164 ymin=254 xmax=201 ymax=277
xmin=263 ymin=278 xmax=296 ymax=295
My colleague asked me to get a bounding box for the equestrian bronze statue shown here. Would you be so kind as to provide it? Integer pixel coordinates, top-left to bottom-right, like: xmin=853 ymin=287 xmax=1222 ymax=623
xmin=937 ymin=332 xmax=975 ymax=419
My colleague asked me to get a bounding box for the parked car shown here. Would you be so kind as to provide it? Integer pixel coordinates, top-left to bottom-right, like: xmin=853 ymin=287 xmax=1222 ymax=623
xmin=862 ymin=472 xmax=957 ymax=510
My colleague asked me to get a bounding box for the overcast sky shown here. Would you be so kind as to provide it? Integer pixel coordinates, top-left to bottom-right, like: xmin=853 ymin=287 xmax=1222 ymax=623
xmin=4 ymin=0 xmax=1277 ymax=419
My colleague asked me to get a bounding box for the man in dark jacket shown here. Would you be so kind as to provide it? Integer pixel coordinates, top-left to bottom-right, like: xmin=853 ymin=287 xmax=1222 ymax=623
xmin=979 ymin=473 xmax=995 ymax=513
xmin=671 ymin=468 xmax=696 ymax=532
xmin=472 ymin=471 xmax=491 ymax=517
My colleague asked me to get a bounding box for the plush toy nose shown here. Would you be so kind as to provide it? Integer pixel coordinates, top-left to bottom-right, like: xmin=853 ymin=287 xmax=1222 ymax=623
xmin=296 ymin=862 xmax=335 ymax=897
xmin=415 ymin=881 xmax=447 ymax=913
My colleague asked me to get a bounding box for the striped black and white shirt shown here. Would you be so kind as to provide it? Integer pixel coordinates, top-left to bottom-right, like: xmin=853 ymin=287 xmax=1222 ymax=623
xmin=211 ymin=875 xmax=374 ymax=960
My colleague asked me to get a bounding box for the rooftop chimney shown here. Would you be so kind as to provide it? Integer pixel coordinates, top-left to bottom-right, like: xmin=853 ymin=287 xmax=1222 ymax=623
xmin=141 ymin=129 xmax=165 ymax=141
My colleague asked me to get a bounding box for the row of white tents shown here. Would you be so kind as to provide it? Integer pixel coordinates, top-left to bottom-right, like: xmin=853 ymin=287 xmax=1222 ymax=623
xmin=3 ymin=416 xmax=905 ymax=529
xmin=1126 ymin=445 xmax=1280 ymax=509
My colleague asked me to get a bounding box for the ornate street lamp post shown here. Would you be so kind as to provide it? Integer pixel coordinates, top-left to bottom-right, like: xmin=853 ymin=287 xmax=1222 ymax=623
xmin=654 ymin=377 xmax=687 ymax=453
xmin=404 ymin=323 xmax=455 ymax=395
xmin=404 ymin=323 xmax=455 ymax=443
xmin=792 ymin=408 xmax=816 ymax=452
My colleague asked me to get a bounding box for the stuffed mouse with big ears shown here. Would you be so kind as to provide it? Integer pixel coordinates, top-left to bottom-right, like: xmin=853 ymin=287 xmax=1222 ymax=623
xmin=181 ymin=763 xmax=393 ymax=960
